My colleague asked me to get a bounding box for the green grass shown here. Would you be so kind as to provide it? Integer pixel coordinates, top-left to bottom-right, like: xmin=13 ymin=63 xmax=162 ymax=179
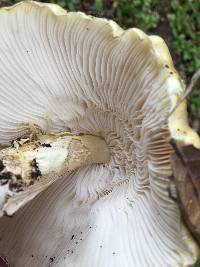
xmin=110 ymin=0 xmax=160 ymax=31
xmin=194 ymin=257 xmax=200 ymax=267
xmin=168 ymin=0 xmax=200 ymax=78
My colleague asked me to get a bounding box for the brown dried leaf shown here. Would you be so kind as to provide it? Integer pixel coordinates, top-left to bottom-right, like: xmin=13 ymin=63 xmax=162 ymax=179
xmin=171 ymin=143 xmax=200 ymax=244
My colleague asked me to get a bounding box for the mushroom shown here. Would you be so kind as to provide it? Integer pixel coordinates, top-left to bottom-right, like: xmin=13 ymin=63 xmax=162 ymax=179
xmin=0 ymin=1 xmax=199 ymax=267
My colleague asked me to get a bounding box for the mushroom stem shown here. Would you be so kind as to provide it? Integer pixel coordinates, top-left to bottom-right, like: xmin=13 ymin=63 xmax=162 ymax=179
xmin=0 ymin=132 xmax=110 ymax=217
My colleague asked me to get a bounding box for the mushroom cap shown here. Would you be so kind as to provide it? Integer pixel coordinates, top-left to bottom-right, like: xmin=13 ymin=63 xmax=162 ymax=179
xmin=0 ymin=2 xmax=199 ymax=267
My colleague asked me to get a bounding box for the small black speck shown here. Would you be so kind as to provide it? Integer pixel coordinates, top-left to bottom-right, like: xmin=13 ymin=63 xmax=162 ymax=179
xmin=0 ymin=172 xmax=12 ymax=181
xmin=41 ymin=143 xmax=52 ymax=148
xmin=165 ymin=64 xmax=169 ymax=68
xmin=170 ymin=72 xmax=173 ymax=75
xmin=75 ymin=241 xmax=78 ymax=244
xmin=112 ymin=252 xmax=116 ymax=255
xmin=71 ymin=234 xmax=75 ymax=240
xmin=86 ymin=27 xmax=89 ymax=30
xmin=16 ymin=187 xmax=24 ymax=192
xmin=11 ymin=140 xmax=15 ymax=147
xmin=31 ymin=158 xmax=37 ymax=168
xmin=0 ymin=160 xmax=5 ymax=172
xmin=30 ymin=159 xmax=41 ymax=179
xmin=16 ymin=174 xmax=22 ymax=180
xmin=89 ymin=226 xmax=92 ymax=229
xmin=1 ymin=180 xmax=8 ymax=185
xmin=50 ymin=257 xmax=54 ymax=262
xmin=30 ymin=169 xmax=41 ymax=179
xmin=80 ymin=232 xmax=83 ymax=234
xmin=71 ymin=250 xmax=74 ymax=254
xmin=80 ymin=238 xmax=83 ymax=241
xmin=31 ymin=255 xmax=34 ymax=258
xmin=29 ymin=180 xmax=34 ymax=185
xmin=9 ymin=182 xmax=24 ymax=192
xmin=100 ymin=245 xmax=102 ymax=248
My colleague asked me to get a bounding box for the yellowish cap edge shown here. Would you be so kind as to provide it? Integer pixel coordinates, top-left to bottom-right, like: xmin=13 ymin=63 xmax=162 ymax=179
xmin=150 ymin=35 xmax=200 ymax=148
